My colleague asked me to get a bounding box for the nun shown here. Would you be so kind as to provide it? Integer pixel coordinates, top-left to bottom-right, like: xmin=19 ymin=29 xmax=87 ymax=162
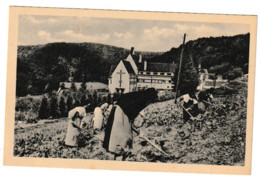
xmin=103 ymin=88 xmax=158 ymax=160
xmin=65 ymin=106 xmax=87 ymax=147
xmin=178 ymin=91 xmax=198 ymax=124
xmin=93 ymin=103 xmax=109 ymax=133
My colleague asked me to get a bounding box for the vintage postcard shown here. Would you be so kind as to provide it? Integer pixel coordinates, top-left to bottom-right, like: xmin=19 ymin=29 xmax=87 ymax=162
xmin=4 ymin=6 xmax=257 ymax=175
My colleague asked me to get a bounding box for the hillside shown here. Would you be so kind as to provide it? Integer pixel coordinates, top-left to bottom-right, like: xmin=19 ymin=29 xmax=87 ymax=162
xmin=16 ymin=34 xmax=250 ymax=96
xmin=149 ymin=33 xmax=250 ymax=79
xmin=16 ymin=42 xmax=162 ymax=96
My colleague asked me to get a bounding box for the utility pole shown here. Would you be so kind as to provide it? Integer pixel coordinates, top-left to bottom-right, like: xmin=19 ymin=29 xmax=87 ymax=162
xmin=174 ymin=33 xmax=186 ymax=103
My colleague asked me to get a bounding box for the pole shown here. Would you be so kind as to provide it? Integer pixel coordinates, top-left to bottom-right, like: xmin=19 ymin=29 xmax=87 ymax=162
xmin=174 ymin=33 xmax=186 ymax=103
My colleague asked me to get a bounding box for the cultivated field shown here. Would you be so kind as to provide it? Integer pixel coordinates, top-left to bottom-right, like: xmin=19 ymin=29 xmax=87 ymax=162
xmin=14 ymin=82 xmax=247 ymax=165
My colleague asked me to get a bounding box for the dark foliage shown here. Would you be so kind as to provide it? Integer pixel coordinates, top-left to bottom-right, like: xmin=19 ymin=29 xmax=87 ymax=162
xmin=66 ymin=95 xmax=73 ymax=112
xmin=173 ymin=49 xmax=199 ymax=95
xmin=16 ymin=43 xmax=160 ymax=96
xmin=16 ymin=34 xmax=249 ymax=97
xmin=38 ymin=96 xmax=50 ymax=119
xmin=50 ymin=95 xmax=60 ymax=118
xmin=59 ymin=97 xmax=67 ymax=117
xmin=80 ymin=95 xmax=87 ymax=106
xmin=149 ymin=33 xmax=250 ymax=80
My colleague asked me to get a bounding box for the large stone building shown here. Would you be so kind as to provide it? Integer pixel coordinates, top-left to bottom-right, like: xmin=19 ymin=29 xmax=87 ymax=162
xmin=108 ymin=47 xmax=176 ymax=94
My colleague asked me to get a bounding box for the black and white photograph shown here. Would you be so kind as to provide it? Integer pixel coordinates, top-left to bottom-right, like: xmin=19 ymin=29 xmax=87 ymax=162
xmin=3 ymin=6 xmax=257 ymax=175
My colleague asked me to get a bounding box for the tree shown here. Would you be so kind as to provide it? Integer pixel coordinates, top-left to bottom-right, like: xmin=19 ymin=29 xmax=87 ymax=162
xmin=50 ymin=95 xmax=60 ymax=119
xmin=67 ymin=95 xmax=73 ymax=112
xmin=225 ymin=67 xmax=243 ymax=80
xmin=59 ymin=97 xmax=67 ymax=117
xmin=74 ymin=99 xmax=81 ymax=108
xmin=80 ymin=95 xmax=87 ymax=106
xmin=38 ymin=96 xmax=50 ymax=119
xmin=80 ymin=82 xmax=87 ymax=92
xmin=174 ymin=50 xmax=199 ymax=95
xmin=107 ymin=93 xmax=112 ymax=104
xmin=70 ymin=82 xmax=77 ymax=91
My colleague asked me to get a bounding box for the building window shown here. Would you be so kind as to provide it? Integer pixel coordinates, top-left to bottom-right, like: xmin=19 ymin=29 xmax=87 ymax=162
xmin=146 ymin=72 xmax=151 ymax=75
xmin=160 ymin=72 xmax=164 ymax=75
xmin=139 ymin=72 xmax=143 ymax=75
xmin=167 ymin=73 xmax=171 ymax=75
xmin=153 ymin=72 xmax=158 ymax=75
xmin=144 ymin=79 xmax=151 ymax=83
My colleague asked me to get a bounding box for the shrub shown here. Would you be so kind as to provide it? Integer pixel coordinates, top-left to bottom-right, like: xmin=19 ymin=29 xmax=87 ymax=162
xmin=15 ymin=95 xmax=41 ymax=123
xmin=38 ymin=96 xmax=50 ymax=119
xmin=66 ymin=95 xmax=73 ymax=112
xmin=59 ymin=97 xmax=67 ymax=117
xmin=107 ymin=93 xmax=112 ymax=104
xmin=80 ymin=95 xmax=87 ymax=106
xmin=74 ymin=99 xmax=81 ymax=108
xmin=50 ymin=95 xmax=60 ymax=118
xmin=70 ymin=82 xmax=77 ymax=91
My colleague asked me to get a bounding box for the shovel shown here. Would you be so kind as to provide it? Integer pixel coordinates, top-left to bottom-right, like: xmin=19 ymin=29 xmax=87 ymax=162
xmin=132 ymin=126 xmax=170 ymax=157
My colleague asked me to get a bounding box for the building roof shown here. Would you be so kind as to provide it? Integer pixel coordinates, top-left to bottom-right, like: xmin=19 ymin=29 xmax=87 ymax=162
xmin=109 ymin=60 xmax=136 ymax=78
xmin=122 ymin=60 xmax=136 ymax=75
xmin=109 ymin=65 xmax=116 ymax=77
xmin=139 ymin=62 xmax=176 ymax=73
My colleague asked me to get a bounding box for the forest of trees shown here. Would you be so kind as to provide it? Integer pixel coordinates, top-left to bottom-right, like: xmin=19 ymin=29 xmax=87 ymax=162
xmin=16 ymin=43 xmax=161 ymax=96
xmin=16 ymin=33 xmax=249 ymax=97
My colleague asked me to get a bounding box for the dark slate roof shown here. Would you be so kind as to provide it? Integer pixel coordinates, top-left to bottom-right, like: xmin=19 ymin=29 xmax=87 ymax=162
xmin=108 ymin=65 xmax=116 ymax=77
xmin=122 ymin=60 xmax=136 ymax=75
xmin=138 ymin=62 xmax=176 ymax=72
xmin=109 ymin=60 xmax=136 ymax=77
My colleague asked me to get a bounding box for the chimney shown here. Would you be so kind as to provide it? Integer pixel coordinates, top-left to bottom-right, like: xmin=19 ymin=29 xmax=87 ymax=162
xmin=138 ymin=54 xmax=142 ymax=63
xmin=130 ymin=47 xmax=134 ymax=55
xmin=144 ymin=60 xmax=147 ymax=71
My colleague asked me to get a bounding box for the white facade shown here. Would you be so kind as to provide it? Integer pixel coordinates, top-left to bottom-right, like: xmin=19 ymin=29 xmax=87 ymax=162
xmin=137 ymin=71 xmax=174 ymax=91
xmin=108 ymin=60 xmax=131 ymax=94
xmin=108 ymin=48 xmax=175 ymax=94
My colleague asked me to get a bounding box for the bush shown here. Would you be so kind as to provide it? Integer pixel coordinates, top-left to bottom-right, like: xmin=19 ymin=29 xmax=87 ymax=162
xmin=70 ymin=82 xmax=77 ymax=91
xmin=15 ymin=95 xmax=41 ymax=123
xmin=80 ymin=95 xmax=87 ymax=106
xmin=38 ymin=96 xmax=50 ymax=119
xmin=59 ymin=97 xmax=67 ymax=117
xmin=50 ymin=95 xmax=60 ymax=118
xmin=66 ymin=95 xmax=73 ymax=112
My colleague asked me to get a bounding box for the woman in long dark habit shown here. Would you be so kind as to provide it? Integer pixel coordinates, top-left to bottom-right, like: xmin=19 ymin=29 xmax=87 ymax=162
xmin=103 ymin=88 xmax=158 ymax=160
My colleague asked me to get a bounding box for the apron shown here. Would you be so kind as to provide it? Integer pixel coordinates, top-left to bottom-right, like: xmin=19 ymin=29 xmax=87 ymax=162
xmin=105 ymin=105 xmax=133 ymax=154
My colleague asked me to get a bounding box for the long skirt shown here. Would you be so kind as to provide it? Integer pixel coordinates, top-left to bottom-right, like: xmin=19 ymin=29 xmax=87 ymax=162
xmin=103 ymin=105 xmax=132 ymax=154
xmin=65 ymin=120 xmax=80 ymax=147
xmin=93 ymin=107 xmax=104 ymax=130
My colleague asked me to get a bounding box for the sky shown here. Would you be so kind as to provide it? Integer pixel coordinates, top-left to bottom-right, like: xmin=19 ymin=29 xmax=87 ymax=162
xmin=18 ymin=15 xmax=250 ymax=52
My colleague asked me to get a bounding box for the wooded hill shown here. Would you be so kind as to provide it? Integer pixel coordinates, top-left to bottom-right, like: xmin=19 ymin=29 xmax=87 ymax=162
xmin=150 ymin=33 xmax=250 ymax=77
xmin=16 ymin=33 xmax=249 ymax=96
xmin=16 ymin=43 xmax=162 ymax=96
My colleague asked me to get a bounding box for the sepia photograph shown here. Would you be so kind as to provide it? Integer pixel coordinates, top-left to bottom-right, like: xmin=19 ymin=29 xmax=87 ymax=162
xmin=4 ymin=6 xmax=257 ymax=175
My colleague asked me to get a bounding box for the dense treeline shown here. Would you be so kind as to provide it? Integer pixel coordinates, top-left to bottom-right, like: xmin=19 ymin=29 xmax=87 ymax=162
xmin=150 ymin=33 xmax=250 ymax=81
xmin=16 ymin=34 xmax=249 ymax=97
xmin=16 ymin=43 xmax=161 ymax=96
